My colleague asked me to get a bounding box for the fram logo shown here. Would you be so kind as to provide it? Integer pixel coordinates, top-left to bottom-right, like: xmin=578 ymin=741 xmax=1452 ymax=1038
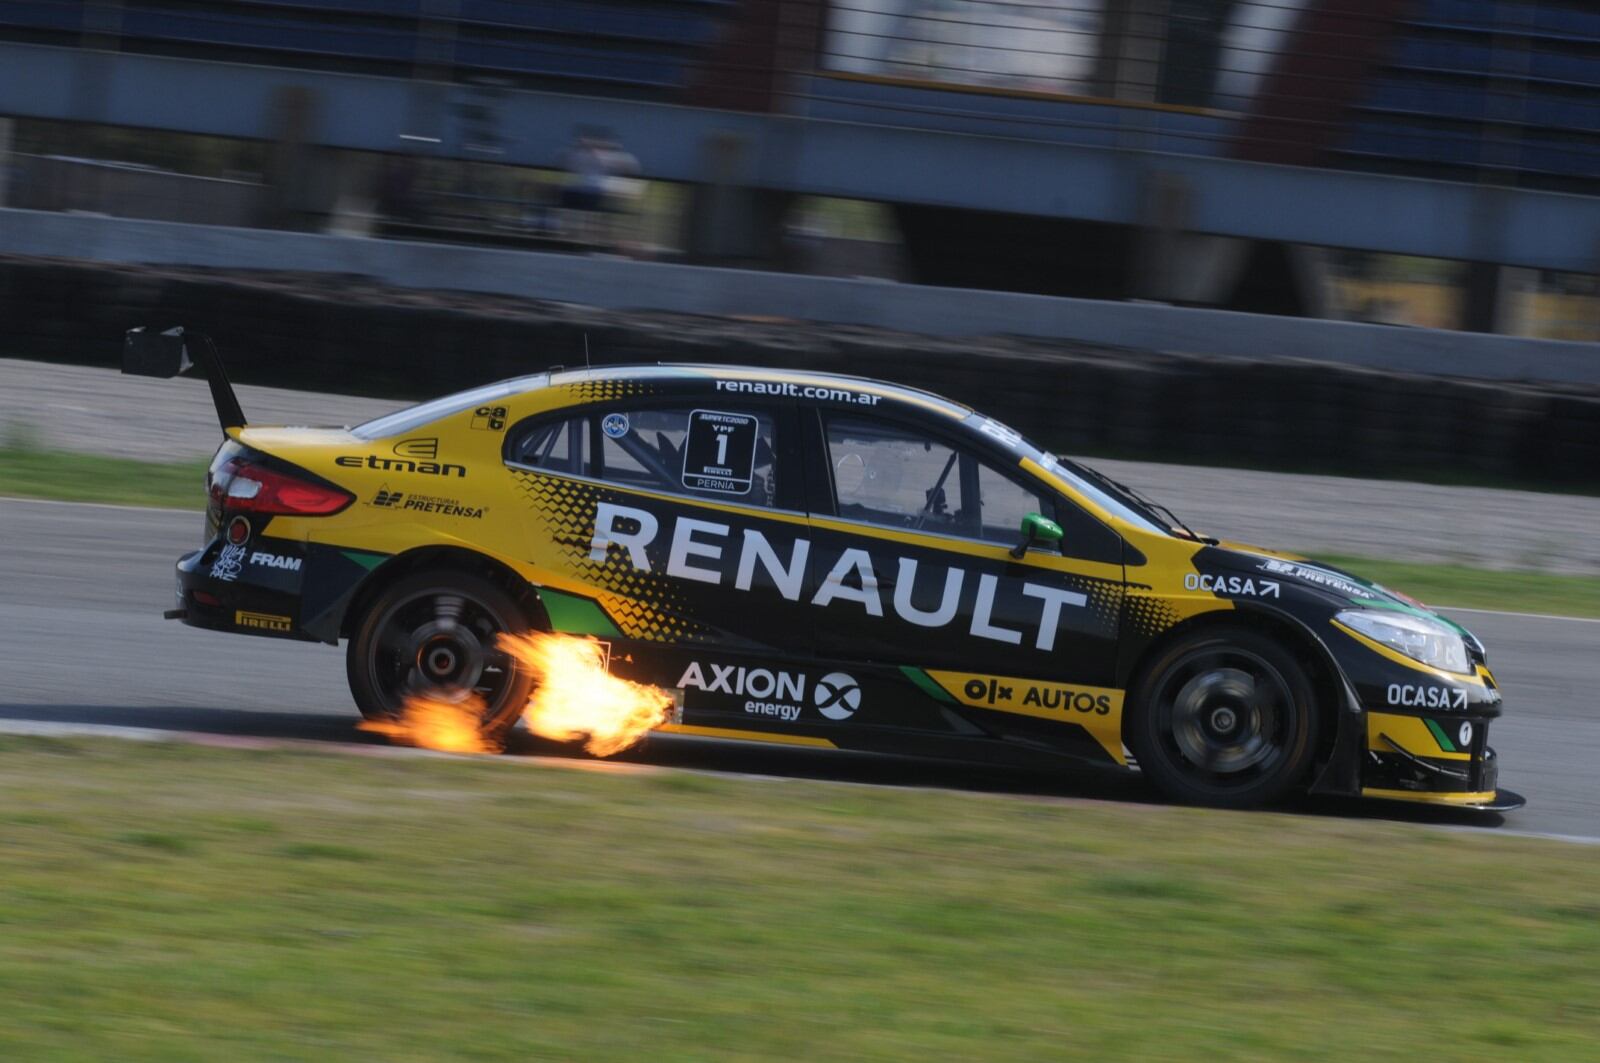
xmin=394 ymin=438 xmax=439 ymax=460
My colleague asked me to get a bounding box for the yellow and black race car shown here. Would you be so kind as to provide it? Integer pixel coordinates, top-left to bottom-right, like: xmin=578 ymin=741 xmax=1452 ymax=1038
xmin=125 ymin=327 xmax=1521 ymax=811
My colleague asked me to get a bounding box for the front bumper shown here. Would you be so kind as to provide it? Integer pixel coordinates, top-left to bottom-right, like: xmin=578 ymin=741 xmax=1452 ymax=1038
xmin=1359 ymin=709 xmax=1522 ymax=811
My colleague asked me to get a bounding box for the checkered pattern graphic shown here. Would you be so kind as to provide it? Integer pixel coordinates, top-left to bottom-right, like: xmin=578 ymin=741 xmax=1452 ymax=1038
xmin=559 ymin=379 xmax=653 ymax=405
xmin=511 ymin=469 xmax=715 ymax=642
xmin=1121 ymin=592 xmax=1184 ymax=638
xmin=1074 ymin=576 xmax=1123 ymax=636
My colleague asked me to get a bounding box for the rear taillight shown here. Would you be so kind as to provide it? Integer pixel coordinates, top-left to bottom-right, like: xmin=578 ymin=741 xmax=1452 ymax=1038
xmin=211 ymin=456 xmax=353 ymax=517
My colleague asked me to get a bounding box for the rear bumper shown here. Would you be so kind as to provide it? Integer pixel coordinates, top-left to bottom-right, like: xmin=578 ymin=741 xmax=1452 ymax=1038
xmin=173 ymin=544 xmax=316 ymax=643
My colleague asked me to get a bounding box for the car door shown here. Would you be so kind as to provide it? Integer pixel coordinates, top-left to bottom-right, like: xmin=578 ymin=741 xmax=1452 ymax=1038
xmin=504 ymin=397 xmax=842 ymax=736
xmin=803 ymin=409 xmax=1126 ymax=748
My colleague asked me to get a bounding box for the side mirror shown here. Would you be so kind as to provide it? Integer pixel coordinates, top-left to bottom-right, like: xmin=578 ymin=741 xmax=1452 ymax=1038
xmin=123 ymin=326 xmax=193 ymax=378
xmin=1010 ymin=512 xmax=1064 ymax=559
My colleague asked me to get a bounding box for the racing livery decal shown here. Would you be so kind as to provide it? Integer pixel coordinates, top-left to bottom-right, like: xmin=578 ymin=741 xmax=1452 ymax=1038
xmin=126 ymin=346 xmax=1516 ymax=814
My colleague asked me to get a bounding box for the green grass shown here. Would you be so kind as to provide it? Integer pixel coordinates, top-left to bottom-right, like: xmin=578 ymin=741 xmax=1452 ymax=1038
xmin=3 ymin=446 xmax=1596 ymax=618
xmin=0 ymin=445 xmax=207 ymax=508
xmin=1316 ymin=554 xmax=1600 ymax=618
xmin=0 ymin=736 xmax=1595 ymax=1061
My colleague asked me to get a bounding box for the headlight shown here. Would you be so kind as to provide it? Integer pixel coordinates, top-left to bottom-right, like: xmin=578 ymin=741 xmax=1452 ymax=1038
xmin=1336 ymin=609 xmax=1472 ymax=674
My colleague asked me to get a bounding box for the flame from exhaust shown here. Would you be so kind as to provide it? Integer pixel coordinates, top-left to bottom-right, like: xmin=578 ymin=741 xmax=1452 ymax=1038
xmin=497 ymin=631 xmax=672 ymax=756
xmin=358 ymin=693 xmax=500 ymax=754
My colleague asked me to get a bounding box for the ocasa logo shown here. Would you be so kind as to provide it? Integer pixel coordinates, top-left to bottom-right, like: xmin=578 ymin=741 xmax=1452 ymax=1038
xmin=1386 ymin=683 xmax=1467 ymax=710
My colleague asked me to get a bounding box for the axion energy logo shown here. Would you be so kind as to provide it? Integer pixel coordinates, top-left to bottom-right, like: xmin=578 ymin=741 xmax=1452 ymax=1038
xmin=813 ymin=672 xmax=860 ymax=720
xmin=676 ymin=662 xmax=862 ymax=723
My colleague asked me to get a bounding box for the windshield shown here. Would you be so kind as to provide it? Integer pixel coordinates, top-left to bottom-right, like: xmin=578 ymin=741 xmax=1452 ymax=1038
xmin=964 ymin=413 xmax=1190 ymax=538
xmin=1038 ymin=453 xmax=1178 ymax=536
xmin=351 ymin=376 xmax=545 ymax=440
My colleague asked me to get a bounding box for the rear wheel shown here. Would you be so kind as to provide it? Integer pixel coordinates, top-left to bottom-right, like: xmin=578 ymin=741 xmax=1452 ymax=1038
xmin=346 ymin=570 xmax=534 ymax=743
xmin=1127 ymin=626 xmax=1319 ymax=808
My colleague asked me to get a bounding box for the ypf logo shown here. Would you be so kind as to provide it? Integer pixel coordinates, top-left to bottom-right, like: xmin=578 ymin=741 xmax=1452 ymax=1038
xmin=394 ymin=437 xmax=439 ymax=460
xmin=813 ymin=672 xmax=861 ymax=720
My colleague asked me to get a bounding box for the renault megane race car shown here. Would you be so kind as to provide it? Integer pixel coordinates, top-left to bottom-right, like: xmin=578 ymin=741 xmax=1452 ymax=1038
xmin=125 ymin=327 xmax=1522 ymax=811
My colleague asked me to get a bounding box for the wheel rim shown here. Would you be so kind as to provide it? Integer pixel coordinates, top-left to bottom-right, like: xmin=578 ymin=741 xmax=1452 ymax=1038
xmin=366 ymin=588 xmax=520 ymax=724
xmin=1151 ymin=647 xmax=1299 ymax=792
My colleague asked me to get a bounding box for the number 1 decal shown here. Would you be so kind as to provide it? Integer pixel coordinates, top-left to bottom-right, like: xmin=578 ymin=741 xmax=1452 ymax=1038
xmin=682 ymin=410 xmax=759 ymax=495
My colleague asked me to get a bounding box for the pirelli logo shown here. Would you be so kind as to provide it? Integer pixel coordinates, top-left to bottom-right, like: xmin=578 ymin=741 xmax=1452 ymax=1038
xmin=235 ymin=610 xmax=292 ymax=633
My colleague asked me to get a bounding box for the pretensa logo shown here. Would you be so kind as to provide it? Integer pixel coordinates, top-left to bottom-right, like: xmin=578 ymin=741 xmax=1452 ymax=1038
xmin=813 ymin=672 xmax=861 ymax=720
xmin=602 ymin=413 xmax=630 ymax=439
xmin=235 ymin=610 xmax=292 ymax=633
xmin=371 ymin=488 xmax=405 ymax=508
xmin=393 ymin=437 xmax=439 ymax=459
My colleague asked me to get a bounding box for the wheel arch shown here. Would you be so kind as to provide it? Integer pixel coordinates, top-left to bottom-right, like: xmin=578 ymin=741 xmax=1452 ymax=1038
xmin=337 ymin=546 xmax=549 ymax=640
xmin=1120 ymin=604 xmax=1362 ymax=788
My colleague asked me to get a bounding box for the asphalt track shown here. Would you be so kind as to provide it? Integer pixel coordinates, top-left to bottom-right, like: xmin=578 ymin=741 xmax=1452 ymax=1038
xmin=3 ymin=497 xmax=1596 ymax=841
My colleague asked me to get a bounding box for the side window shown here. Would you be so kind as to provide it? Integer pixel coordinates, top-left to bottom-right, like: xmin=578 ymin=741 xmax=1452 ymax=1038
xmin=824 ymin=416 xmax=976 ymax=535
xmin=974 ymin=460 xmax=1054 ymax=548
xmin=507 ymin=416 xmax=588 ymax=476
xmin=596 ymin=406 xmax=779 ymax=508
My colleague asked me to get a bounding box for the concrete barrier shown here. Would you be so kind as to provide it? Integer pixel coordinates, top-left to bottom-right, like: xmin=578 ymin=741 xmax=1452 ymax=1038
xmin=1 ymin=252 xmax=1596 ymax=489
xmin=1 ymin=207 xmax=1597 ymax=385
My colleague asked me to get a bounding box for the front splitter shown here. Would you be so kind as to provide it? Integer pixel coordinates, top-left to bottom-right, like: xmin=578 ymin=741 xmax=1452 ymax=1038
xmin=1361 ymin=787 xmax=1526 ymax=812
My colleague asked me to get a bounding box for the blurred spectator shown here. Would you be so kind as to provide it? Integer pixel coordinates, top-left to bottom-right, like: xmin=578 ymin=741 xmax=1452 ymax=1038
xmin=558 ymin=127 xmax=608 ymax=231
xmin=598 ymin=131 xmax=643 ymax=255
xmin=559 ymin=126 xmax=643 ymax=254
xmin=377 ymin=153 xmax=422 ymax=224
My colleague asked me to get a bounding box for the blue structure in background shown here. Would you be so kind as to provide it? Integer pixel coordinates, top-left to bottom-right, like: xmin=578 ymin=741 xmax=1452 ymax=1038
xmin=0 ymin=0 xmax=736 ymax=91
xmin=1341 ymin=0 xmax=1600 ymax=191
xmin=0 ymin=1 xmax=1595 ymax=320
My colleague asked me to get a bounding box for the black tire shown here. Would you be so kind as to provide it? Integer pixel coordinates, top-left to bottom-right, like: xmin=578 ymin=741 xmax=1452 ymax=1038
xmin=346 ymin=570 xmax=535 ymax=744
xmin=1126 ymin=625 xmax=1320 ymax=809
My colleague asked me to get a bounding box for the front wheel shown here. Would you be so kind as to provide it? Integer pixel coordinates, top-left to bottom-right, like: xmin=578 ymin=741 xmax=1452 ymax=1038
xmin=346 ymin=570 xmax=535 ymax=744
xmin=1126 ymin=626 xmax=1320 ymax=808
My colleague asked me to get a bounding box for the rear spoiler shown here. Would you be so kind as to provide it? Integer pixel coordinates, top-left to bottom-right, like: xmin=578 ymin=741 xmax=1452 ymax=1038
xmin=123 ymin=326 xmax=246 ymax=433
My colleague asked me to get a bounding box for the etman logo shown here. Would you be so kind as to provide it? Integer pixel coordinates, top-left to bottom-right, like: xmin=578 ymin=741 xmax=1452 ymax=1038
xmin=394 ymin=437 xmax=439 ymax=460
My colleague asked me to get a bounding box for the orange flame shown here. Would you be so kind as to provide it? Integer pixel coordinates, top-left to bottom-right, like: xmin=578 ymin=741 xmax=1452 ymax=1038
xmin=497 ymin=631 xmax=673 ymax=756
xmin=358 ymin=693 xmax=500 ymax=754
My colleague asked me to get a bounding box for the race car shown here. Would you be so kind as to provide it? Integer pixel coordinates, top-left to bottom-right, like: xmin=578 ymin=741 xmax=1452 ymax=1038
xmin=124 ymin=326 xmax=1522 ymax=811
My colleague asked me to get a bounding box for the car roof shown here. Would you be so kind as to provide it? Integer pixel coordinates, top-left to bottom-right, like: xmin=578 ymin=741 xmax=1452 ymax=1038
xmin=542 ymin=363 xmax=972 ymax=420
